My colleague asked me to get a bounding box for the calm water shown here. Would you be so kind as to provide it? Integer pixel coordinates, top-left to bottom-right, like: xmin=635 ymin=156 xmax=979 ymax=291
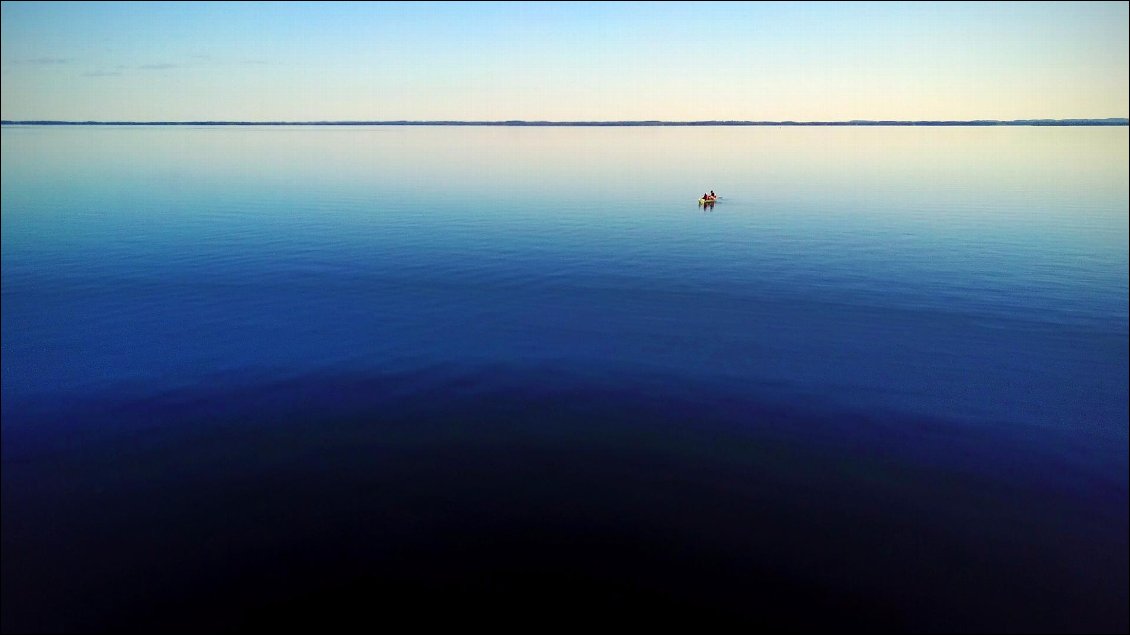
xmin=2 ymin=126 xmax=1127 ymax=631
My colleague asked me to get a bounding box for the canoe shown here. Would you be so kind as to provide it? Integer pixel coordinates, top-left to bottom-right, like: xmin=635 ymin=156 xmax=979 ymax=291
xmin=698 ymin=197 xmax=717 ymax=204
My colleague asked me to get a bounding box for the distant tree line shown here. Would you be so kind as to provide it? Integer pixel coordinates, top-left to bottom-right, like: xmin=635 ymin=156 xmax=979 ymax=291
xmin=2 ymin=119 xmax=1127 ymax=126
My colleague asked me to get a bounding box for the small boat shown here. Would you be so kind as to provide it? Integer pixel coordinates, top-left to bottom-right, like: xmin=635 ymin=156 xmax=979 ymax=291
xmin=698 ymin=197 xmax=717 ymax=205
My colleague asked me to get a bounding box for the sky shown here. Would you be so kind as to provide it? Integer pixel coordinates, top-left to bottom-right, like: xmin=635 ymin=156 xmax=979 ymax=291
xmin=1 ymin=1 xmax=1127 ymax=121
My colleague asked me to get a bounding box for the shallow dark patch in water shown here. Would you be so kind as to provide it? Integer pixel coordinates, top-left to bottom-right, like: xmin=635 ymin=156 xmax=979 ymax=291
xmin=3 ymin=368 xmax=1126 ymax=632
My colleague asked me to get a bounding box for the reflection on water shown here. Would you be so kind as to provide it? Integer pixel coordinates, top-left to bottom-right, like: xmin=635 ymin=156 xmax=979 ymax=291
xmin=2 ymin=125 xmax=1127 ymax=631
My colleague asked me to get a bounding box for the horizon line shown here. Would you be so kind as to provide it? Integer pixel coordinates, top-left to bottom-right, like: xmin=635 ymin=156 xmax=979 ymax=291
xmin=1 ymin=118 xmax=1127 ymax=127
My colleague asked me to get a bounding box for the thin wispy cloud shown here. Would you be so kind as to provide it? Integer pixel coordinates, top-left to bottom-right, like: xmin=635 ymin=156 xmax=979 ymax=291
xmin=16 ymin=57 xmax=73 ymax=65
xmin=91 ymin=62 xmax=183 ymax=75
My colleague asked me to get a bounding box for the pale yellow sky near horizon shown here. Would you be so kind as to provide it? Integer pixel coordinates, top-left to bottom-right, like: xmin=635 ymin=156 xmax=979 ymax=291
xmin=2 ymin=2 xmax=1128 ymax=121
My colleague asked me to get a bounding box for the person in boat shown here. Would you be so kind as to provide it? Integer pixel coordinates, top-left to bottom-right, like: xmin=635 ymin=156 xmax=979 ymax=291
xmin=709 ymin=190 xmax=716 ymax=199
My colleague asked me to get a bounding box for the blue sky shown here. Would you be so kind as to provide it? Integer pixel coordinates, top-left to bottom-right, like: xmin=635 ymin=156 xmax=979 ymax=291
xmin=1 ymin=1 xmax=1127 ymax=120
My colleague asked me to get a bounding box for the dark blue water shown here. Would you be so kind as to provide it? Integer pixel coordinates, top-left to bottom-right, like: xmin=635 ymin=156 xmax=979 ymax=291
xmin=2 ymin=125 xmax=1127 ymax=631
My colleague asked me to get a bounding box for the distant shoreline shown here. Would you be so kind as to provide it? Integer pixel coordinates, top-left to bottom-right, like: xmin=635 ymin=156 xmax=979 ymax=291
xmin=1 ymin=119 xmax=1127 ymax=127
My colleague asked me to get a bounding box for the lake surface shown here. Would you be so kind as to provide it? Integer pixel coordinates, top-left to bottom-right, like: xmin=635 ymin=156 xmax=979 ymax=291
xmin=2 ymin=125 xmax=1127 ymax=631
